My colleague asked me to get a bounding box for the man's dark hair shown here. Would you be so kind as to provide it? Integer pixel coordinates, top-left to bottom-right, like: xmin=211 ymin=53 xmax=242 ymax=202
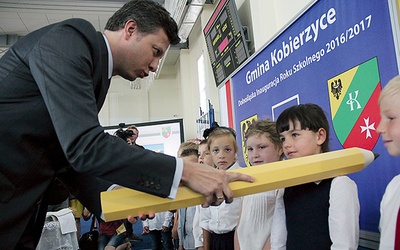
xmin=105 ymin=0 xmax=180 ymax=45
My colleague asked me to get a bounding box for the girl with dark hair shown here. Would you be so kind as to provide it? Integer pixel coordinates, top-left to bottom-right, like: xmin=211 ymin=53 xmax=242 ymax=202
xmin=272 ymin=103 xmax=360 ymax=249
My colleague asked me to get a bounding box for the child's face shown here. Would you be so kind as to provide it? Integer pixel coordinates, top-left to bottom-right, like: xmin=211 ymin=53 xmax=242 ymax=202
xmin=279 ymin=119 xmax=326 ymax=159
xmin=377 ymin=94 xmax=400 ymax=156
xmin=246 ymin=134 xmax=282 ymax=165
xmin=210 ymin=136 xmax=236 ymax=170
xmin=198 ymin=143 xmax=213 ymax=166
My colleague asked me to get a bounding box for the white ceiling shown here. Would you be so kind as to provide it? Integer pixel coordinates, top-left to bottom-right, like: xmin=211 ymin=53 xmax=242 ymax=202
xmin=0 ymin=0 xmax=182 ymax=66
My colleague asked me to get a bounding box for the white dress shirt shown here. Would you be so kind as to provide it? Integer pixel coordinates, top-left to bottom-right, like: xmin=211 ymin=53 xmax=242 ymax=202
xmin=236 ymin=189 xmax=280 ymax=249
xmin=379 ymin=174 xmax=400 ymax=250
xmin=271 ymin=176 xmax=360 ymax=250
xmin=199 ymin=162 xmax=242 ymax=234
xmin=193 ymin=205 xmax=204 ymax=248
xmin=142 ymin=211 xmax=174 ymax=230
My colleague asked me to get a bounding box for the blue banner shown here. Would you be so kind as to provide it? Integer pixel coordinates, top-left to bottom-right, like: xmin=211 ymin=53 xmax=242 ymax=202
xmin=231 ymin=0 xmax=399 ymax=232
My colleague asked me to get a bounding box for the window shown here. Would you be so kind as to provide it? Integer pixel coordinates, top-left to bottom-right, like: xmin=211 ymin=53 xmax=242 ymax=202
xmin=197 ymin=53 xmax=207 ymax=114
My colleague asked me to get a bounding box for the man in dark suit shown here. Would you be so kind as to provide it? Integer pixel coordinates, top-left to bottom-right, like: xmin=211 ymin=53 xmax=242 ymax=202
xmin=0 ymin=0 xmax=253 ymax=249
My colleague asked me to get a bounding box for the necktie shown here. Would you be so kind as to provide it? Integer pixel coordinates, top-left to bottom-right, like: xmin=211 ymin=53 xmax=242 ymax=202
xmin=395 ymin=207 xmax=400 ymax=249
xmin=182 ymin=208 xmax=187 ymax=236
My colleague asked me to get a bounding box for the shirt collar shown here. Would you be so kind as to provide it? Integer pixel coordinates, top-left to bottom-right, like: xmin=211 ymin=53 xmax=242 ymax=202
xmin=102 ymin=34 xmax=113 ymax=79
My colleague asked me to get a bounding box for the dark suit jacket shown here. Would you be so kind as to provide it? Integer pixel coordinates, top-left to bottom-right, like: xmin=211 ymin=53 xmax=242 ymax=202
xmin=0 ymin=18 xmax=177 ymax=249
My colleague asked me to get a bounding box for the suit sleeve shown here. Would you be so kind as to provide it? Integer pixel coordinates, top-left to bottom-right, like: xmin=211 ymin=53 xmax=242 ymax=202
xmin=56 ymin=166 xmax=110 ymax=217
xmin=29 ymin=19 xmax=176 ymax=198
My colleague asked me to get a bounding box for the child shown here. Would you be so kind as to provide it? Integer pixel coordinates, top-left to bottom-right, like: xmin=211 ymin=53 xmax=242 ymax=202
xmin=172 ymin=141 xmax=199 ymax=249
xmin=97 ymin=219 xmax=131 ymax=250
xmin=376 ymin=75 xmax=400 ymax=249
xmin=177 ymin=147 xmax=200 ymax=250
xmin=198 ymin=139 xmax=213 ymax=167
xmin=272 ymin=103 xmax=360 ymax=249
xmin=234 ymin=118 xmax=284 ymax=250
xmin=193 ymin=139 xmax=213 ymax=250
xmin=200 ymin=125 xmax=242 ymax=250
xmin=142 ymin=211 xmax=174 ymax=250
xmin=81 ymin=208 xmax=132 ymax=250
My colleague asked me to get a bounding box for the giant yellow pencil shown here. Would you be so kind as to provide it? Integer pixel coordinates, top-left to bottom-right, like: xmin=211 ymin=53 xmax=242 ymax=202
xmin=101 ymin=147 xmax=376 ymax=222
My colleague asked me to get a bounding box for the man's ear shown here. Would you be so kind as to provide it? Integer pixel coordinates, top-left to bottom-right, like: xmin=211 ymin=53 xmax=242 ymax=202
xmin=316 ymin=128 xmax=327 ymax=146
xmin=124 ymin=19 xmax=137 ymax=39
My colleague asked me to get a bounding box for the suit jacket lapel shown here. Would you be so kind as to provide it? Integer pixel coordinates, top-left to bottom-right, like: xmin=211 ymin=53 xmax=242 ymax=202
xmin=94 ymin=32 xmax=111 ymax=112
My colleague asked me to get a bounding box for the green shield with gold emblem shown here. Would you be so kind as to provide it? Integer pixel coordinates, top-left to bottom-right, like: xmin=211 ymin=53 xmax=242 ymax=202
xmin=327 ymin=57 xmax=381 ymax=150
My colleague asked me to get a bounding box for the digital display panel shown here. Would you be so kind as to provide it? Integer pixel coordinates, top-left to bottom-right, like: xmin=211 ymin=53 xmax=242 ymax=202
xmin=203 ymin=0 xmax=250 ymax=87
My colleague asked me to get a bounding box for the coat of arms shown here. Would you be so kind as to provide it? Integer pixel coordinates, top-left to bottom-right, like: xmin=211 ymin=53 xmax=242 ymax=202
xmin=327 ymin=57 xmax=381 ymax=150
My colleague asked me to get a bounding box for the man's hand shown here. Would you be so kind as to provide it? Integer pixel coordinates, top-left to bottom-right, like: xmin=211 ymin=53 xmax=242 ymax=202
xmin=180 ymin=160 xmax=254 ymax=207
